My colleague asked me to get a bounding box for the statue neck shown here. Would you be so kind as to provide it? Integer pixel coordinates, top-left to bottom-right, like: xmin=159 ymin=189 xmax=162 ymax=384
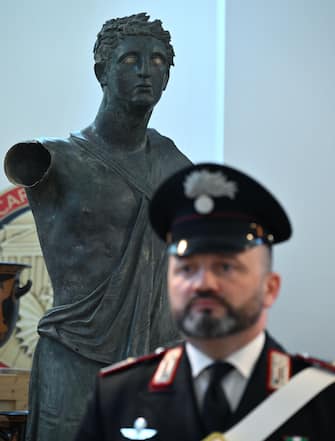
xmin=93 ymin=95 xmax=153 ymax=151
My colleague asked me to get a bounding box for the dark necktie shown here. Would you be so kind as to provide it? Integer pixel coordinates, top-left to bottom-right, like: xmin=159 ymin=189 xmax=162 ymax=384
xmin=201 ymin=362 xmax=233 ymax=433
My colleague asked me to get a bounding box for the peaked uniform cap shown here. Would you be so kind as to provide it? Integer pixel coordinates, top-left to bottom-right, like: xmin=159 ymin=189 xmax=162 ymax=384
xmin=149 ymin=163 xmax=292 ymax=256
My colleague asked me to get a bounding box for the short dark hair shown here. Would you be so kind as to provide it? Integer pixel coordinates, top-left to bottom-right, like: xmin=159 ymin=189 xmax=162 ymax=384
xmin=93 ymin=12 xmax=175 ymax=70
xmin=263 ymin=245 xmax=273 ymax=272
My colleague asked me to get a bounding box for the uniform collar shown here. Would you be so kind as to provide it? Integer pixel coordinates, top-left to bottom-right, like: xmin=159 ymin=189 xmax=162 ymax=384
xmin=186 ymin=332 xmax=265 ymax=380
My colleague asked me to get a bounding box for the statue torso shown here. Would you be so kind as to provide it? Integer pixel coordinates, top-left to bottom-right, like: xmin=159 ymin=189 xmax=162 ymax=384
xmin=22 ymin=128 xmax=190 ymax=306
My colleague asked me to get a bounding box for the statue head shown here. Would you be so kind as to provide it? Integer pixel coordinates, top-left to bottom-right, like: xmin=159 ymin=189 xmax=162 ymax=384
xmin=93 ymin=12 xmax=175 ymax=88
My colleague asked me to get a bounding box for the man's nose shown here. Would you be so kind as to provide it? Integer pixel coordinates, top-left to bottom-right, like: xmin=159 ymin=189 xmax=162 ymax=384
xmin=191 ymin=268 xmax=219 ymax=291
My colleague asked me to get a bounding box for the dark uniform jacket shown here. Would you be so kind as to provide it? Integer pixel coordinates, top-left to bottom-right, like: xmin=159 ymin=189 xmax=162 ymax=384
xmin=75 ymin=334 xmax=335 ymax=441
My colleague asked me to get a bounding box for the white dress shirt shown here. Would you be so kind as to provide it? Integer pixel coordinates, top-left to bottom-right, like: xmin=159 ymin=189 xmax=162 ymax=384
xmin=186 ymin=332 xmax=265 ymax=411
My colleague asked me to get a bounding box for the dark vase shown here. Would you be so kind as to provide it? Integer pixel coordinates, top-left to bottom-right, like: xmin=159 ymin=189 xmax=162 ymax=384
xmin=0 ymin=263 xmax=32 ymax=347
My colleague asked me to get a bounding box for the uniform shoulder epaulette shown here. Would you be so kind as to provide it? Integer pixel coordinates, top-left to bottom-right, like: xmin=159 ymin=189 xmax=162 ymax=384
xmin=267 ymin=349 xmax=292 ymax=391
xmin=294 ymin=353 xmax=335 ymax=374
xmin=99 ymin=348 xmax=167 ymax=377
xmin=150 ymin=345 xmax=184 ymax=391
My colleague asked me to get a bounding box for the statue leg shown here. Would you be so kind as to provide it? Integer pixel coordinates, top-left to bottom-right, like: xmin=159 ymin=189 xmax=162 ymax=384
xmin=25 ymin=336 xmax=105 ymax=441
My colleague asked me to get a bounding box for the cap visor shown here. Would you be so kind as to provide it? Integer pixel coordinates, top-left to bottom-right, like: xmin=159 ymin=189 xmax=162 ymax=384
xmin=168 ymin=235 xmax=266 ymax=257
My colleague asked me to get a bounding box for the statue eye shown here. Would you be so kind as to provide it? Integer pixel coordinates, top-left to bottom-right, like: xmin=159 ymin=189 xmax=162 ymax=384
xmin=122 ymin=54 xmax=137 ymax=64
xmin=152 ymin=54 xmax=165 ymax=66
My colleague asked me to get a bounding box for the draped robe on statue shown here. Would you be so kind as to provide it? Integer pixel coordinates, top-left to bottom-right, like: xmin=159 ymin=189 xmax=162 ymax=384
xmin=4 ymin=126 xmax=191 ymax=441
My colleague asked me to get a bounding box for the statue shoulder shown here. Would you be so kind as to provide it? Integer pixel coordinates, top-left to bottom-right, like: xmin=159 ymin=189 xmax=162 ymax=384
xmin=147 ymin=128 xmax=175 ymax=148
xmin=4 ymin=136 xmax=71 ymax=188
xmin=147 ymin=128 xmax=192 ymax=168
xmin=8 ymin=136 xmax=70 ymax=151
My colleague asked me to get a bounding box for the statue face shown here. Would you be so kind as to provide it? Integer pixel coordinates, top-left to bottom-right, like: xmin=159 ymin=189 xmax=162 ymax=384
xmin=102 ymin=35 xmax=170 ymax=109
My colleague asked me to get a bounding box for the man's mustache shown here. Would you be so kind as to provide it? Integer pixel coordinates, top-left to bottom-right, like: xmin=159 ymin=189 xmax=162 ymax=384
xmin=186 ymin=291 xmax=233 ymax=312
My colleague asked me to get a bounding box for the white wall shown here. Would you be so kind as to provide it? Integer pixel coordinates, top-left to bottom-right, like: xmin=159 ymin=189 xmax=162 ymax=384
xmin=0 ymin=0 xmax=223 ymax=190
xmin=225 ymin=0 xmax=335 ymax=360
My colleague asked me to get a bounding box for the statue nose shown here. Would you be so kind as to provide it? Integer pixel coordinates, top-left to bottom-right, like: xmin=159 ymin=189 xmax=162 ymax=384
xmin=138 ymin=58 xmax=151 ymax=77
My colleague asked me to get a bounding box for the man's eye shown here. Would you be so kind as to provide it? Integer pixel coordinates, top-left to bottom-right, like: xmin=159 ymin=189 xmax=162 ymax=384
xmin=176 ymin=264 xmax=194 ymax=275
xmin=222 ymin=263 xmax=233 ymax=271
xmin=122 ymin=54 xmax=137 ymax=64
xmin=180 ymin=265 xmax=192 ymax=273
xmin=217 ymin=262 xmax=235 ymax=274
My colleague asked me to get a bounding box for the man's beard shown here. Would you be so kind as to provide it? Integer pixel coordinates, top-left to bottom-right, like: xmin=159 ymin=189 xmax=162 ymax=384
xmin=174 ymin=290 xmax=264 ymax=339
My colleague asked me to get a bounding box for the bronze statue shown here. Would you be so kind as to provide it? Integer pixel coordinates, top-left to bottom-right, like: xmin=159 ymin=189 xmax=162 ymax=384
xmin=4 ymin=13 xmax=191 ymax=441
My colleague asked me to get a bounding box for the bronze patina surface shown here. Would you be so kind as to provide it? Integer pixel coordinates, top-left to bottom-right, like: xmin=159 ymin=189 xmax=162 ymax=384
xmin=4 ymin=13 xmax=191 ymax=441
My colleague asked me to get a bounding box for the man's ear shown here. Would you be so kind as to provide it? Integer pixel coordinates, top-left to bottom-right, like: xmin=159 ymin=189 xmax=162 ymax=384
xmin=263 ymin=272 xmax=281 ymax=309
xmin=94 ymin=63 xmax=106 ymax=88
xmin=162 ymin=70 xmax=170 ymax=91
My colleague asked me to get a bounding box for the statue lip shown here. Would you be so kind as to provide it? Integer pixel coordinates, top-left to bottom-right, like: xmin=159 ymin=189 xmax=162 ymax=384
xmin=134 ymin=85 xmax=154 ymax=96
xmin=135 ymin=83 xmax=153 ymax=90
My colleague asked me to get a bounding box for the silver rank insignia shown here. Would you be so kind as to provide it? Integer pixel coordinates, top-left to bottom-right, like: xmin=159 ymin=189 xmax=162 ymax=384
xmin=120 ymin=417 xmax=157 ymax=440
xmin=267 ymin=349 xmax=291 ymax=390
xmin=150 ymin=346 xmax=183 ymax=390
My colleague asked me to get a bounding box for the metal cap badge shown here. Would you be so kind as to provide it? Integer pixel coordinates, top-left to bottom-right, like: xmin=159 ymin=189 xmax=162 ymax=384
xmin=149 ymin=163 xmax=292 ymax=257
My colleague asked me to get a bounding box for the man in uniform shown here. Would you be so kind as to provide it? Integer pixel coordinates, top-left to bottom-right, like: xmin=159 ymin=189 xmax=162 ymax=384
xmin=75 ymin=163 xmax=335 ymax=441
xmin=4 ymin=13 xmax=190 ymax=441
